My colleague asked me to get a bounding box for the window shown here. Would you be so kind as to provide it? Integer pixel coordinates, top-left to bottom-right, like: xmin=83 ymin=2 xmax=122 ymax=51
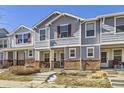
xmin=54 ymin=53 xmax=56 ymax=62
xmin=28 ymin=50 xmax=33 ymax=57
xmin=69 ymin=48 xmax=76 ymax=58
xmin=16 ymin=34 xmax=22 ymax=44
xmin=4 ymin=40 xmax=7 ymax=48
xmin=15 ymin=33 xmax=31 ymax=44
xmin=0 ymin=40 xmax=3 ymax=48
xmin=87 ymin=47 xmax=94 ymax=58
xmin=39 ymin=29 xmax=45 ymax=40
xmin=116 ymin=17 xmax=124 ymax=33
xmin=85 ymin=22 xmax=95 ymax=38
xmin=114 ymin=50 xmax=122 ymax=62
xmin=60 ymin=25 xmax=68 ymax=38
xmin=44 ymin=53 xmax=49 ymax=62
xmin=24 ymin=33 xmax=28 ymax=43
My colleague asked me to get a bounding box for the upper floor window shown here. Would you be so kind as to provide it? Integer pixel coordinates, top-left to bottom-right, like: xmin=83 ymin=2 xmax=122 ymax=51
xmin=57 ymin=24 xmax=71 ymax=38
xmin=0 ymin=40 xmax=3 ymax=48
xmin=39 ymin=29 xmax=45 ymax=40
xmin=116 ymin=17 xmax=124 ymax=33
xmin=16 ymin=33 xmax=31 ymax=44
xmin=85 ymin=22 xmax=96 ymax=38
xmin=0 ymin=40 xmax=7 ymax=48
xmin=4 ymin=40 xmax=7 ymax=48
xmin=87 ymin=47 xmax=94 ymax=58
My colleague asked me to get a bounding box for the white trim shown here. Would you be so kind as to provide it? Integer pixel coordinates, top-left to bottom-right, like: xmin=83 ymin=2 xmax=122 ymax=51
xmin=28 ymin=49 xmax=33 ymax=58
xmin=86 ymin=47 xmax=95 ymax=58
xmin=39 ymin=28 xmax=46 ymax=41
xmin=112 ymin=48 xmax=122 ymax=61
xmin=114 ymin=16 xmax=124 ymax=34
xmin=81 ymin=44 xmax=100 ymax=47
xmin=85 ymin=21 xmax=96 ymax=38
xmin=69 ymin=48 xmax=76 ymax=58
xmin=101 ymin=41 xmax=124 ymax=45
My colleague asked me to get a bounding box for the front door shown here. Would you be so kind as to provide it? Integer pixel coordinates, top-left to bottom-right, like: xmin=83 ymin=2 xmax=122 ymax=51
xmin=101 ymin=52 xmax=108 ymax=67
xmin=60 ymin=53 xmax=64 ymax=68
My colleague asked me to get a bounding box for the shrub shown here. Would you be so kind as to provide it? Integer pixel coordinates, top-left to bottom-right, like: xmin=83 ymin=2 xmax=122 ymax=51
xmin=89 ymin=71 xmax=108 ymax=79
xmin=9 ymin=66 xmax=40 ymax=75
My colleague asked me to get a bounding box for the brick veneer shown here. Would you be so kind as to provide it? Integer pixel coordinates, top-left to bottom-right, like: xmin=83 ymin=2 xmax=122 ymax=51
xmin=82 ymin=60 xmax=100 ymax=70
xmin=64 ymin=59 xmax=80 ymax=70
xmin=25 ymin=59 xmax=40 ymax=68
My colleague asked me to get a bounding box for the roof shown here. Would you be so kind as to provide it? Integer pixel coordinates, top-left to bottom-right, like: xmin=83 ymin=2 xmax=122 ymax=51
xmin=0 ymin=28 xmax=9 ymax=38
xmin=32 ymin=11 xmax=84 ymax=28
xmin=32 ymin=11 xmax=61 ymax=29
xmin=97 ymin=12 xmax=124 ymax=18
xmin=9 ymin=25 xmax=34 ymax=35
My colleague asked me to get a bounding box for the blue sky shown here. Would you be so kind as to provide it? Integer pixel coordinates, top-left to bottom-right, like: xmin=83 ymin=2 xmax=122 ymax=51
xmin=0 ymin=5 xmax=124 ymax=32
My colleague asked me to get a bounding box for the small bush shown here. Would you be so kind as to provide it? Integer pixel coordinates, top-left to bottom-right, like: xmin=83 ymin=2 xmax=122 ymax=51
xmin=89 ymin=71 xmax=108 ymax=79
xmin=9 ymin=66 xmax=40 ymax=75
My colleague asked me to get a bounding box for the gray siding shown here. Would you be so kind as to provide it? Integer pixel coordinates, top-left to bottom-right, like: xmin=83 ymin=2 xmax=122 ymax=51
xmin=81 ymin=20 xmax=100 ymax=44
xmin=101 ymin=16 xmax=124 ymax=43
xmin=81 ymin=45 xmax=100 ymax=60
xmin=64 ymin=47 xmax=80 ymax=60
xmin=50 ymin=16 xmax=81 ymax=47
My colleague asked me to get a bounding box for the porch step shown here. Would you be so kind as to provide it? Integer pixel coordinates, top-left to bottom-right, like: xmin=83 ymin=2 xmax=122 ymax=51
xmin=109 ymin=77 xmax=124 ymax=88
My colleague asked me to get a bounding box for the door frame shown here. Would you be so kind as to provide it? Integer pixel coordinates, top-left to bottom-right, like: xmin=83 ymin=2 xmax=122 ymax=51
xmin=101 ymin=51 xmax=109 ymax=68
xmin=59 ymin=51 xmax=64 ymax=68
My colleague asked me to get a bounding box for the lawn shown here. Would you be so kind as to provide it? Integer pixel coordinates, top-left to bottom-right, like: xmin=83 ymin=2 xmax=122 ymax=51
xmin=55 ymin=71 xmax=112 ymax=88
xmin=0 ymin=71 xmax=33 ymax=82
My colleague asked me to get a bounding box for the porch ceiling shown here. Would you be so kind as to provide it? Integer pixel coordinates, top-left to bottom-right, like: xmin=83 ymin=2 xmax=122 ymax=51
xmin=101 ymin=44 xmax=124 ymax=49
xmin=2 ymin=46 xmax=34 ymax=51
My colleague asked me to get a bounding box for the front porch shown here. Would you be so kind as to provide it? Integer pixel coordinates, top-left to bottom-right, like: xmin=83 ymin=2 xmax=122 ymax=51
xmin=101 ymin=44 xmax=124 ymax=69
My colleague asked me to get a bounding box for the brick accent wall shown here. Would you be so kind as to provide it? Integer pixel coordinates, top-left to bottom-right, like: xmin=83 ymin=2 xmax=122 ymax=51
xmin=64 ymin=59 xmax=80 ymax=70
xmin=82 ymin=60 xmax=100 ymax=70
xmin=25 ymin=59 xmax=40 ymax=68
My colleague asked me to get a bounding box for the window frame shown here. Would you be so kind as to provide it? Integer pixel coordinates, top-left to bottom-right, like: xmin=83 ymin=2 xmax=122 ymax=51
xmin=28 ymin=50 xmax=33 ymax=57
xmin=85 ymin=22 xmax=96 ymax=38
xmin=87 ymin=47 xmax=95 ymax=58
xmin=39 ymin=28 xmax=46 ymax=41
xmin=69 ymin=48 xmax=76 ymax=58
xmin=60 ymin=24 xmax=69 ymax=38
xmin=15 ymin=32 xmax=31 ymax=44
xmin=115 ymin=16 xmax=124 ymax=34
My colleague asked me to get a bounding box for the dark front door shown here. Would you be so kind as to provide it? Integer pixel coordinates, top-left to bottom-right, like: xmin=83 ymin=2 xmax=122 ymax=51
xmin=60 ymin=53 xmax=64 ymax=68
xmin=101 ymin=52 xmax=108 ymax=67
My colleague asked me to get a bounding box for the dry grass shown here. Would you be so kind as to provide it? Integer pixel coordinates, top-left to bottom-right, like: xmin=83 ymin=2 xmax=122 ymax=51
xmin=9 ymin=66 xmax=40 ymax=75
xmin=55 ymin=72 xmax=112 ymax=88
xmin=0 ymin=71 xmax=33 ymax=81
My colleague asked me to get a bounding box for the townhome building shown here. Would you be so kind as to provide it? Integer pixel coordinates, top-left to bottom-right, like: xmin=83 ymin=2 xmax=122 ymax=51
xmin=0 ymin=11 xmax=124 ymax=70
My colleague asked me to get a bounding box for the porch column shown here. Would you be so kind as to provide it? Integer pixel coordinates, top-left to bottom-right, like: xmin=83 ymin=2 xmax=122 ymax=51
xmin=122 ymin=48 xmax=124 ymax=62
xmin=13 ymin=51 xmax=17 ymax=66
xmin=35 ymin=50 xmax=40 ymax=61
xmin=50 ymin=49 xmax=54 ymax=70
xmin=3 ymin=51 xmax=8 ymax=67
xmin=80 ymin=47 xmax=83 ymax=70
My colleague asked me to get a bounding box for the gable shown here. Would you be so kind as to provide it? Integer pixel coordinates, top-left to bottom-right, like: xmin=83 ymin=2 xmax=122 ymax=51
xmin=0 ymin=28 xmax=9 ymax=38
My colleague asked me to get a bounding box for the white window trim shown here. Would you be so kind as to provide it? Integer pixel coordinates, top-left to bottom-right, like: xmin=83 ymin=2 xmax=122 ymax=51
xmin=39 ymin=28 xmax=46 ymax=41
xmin=28 ymin=50 xmax=33 ymax=58
xmin=59 ymin=24 xmax=69 ymax=38
xmin=85 ymin=22 xmax=96 ymax=38
xmin=15 ymin=32 xmax=31 ymax=44
xmin=86 ymin=47 xmax=94 ymax=58
xmin=114 ymin=16 xmax=124 ymax=34
xmin=69 ymin=48 xmax=76 ymax=58
xmin=112 ymin=48 xmax=122 ymax=61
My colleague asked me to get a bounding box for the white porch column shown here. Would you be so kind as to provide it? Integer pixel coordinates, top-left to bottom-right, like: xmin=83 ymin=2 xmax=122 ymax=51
xmin=122 ymin=48 xmax=124 ymax=62
xmin=35 ymin=50 xmax=40 ymax=61
xmin=50 ymin=49 xmax=54 ymax=70
xmin=13 ymin=51 xmax=17 ymax=65
xmin=5 ymin=51 xmax=8 ymax=60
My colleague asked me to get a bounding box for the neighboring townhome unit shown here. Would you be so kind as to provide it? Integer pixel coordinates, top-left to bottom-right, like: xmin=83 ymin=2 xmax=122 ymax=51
xmin=0 ymin=28 xmax=9 ymax=68
xmin=98 ymin=12 xmax=124 ymax=69
xmin=81 ymin=18 xmax=101 ymax=70
xmin=33 ymin=11 xmax=84 ymax=70
xmin=2 ymin=25 xmax=37 ymax=68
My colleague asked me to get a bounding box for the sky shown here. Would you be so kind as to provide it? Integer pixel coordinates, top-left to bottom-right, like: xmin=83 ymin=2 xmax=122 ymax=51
xmin=0 ymin=5 xmax=124 ymax=32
